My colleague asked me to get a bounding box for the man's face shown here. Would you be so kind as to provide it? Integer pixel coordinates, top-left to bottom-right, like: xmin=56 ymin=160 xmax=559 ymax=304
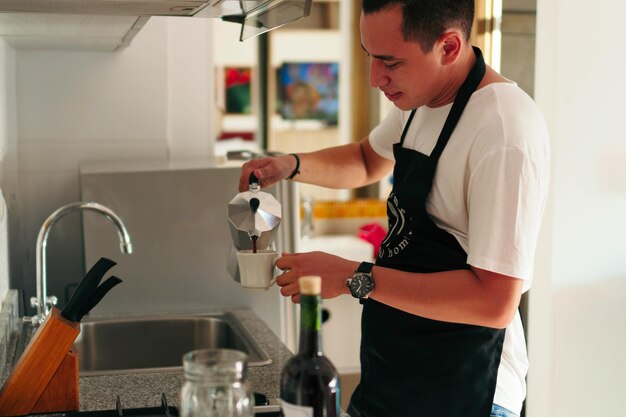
xmin=360 ymin=5 xmax=442 ymax=110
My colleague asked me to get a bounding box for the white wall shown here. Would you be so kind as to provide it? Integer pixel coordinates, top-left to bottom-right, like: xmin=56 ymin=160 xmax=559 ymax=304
xmin=0 ymin=36 xmax=16 ymax=301
xmin=0 ymin=190 xmax=8 ymax=300
xmin=529 ymin=1 xmax=626 ymax=416
xmin=10 ymin=17 xmax=215 ymax=309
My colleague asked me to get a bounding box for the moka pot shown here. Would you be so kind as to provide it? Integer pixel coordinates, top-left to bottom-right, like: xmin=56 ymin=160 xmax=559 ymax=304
xmin=227 ymin=173 xmax=281 ymax=282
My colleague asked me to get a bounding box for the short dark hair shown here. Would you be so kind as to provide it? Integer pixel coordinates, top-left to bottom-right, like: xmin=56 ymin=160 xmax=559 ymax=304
xmin=362 ymin=0 xmax=474 ymax=52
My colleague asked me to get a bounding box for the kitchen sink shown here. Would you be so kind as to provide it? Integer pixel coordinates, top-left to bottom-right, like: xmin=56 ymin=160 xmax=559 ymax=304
xmin=74 ymin=312 xmax=272 ymax=376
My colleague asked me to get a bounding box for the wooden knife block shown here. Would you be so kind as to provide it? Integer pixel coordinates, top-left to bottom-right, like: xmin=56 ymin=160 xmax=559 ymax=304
xmin=0 ymin=307 xmax=80 ymax=416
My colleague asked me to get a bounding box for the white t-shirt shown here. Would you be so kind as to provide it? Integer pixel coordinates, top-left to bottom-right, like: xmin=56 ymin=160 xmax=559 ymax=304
xmin=369 ymin=82 xmax=550 ymax=414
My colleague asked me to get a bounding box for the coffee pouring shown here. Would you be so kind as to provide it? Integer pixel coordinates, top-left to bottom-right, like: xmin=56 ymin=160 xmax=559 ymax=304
xmin=227 ymin=173 xmax=282 ymax=283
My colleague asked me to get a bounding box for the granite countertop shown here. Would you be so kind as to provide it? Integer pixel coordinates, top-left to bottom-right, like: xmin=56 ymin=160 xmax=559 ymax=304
xmin=1 ymin=303 xmax=348 ymax=417
xmin=75 ymin=308 xmax=293 ymax=413
xmin=10 ymin=308 xmax=292 ymax=416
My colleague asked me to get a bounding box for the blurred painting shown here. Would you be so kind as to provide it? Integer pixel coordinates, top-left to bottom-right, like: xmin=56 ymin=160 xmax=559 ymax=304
xmin=225 ymin=67 xmax=252 ymax=114
xmin=277 ymin=62 xmax=339 ymax=125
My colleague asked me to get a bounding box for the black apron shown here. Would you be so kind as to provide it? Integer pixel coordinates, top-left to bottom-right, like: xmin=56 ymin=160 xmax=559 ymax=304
xmin=348 ymin=47 xmax=506 ymax=417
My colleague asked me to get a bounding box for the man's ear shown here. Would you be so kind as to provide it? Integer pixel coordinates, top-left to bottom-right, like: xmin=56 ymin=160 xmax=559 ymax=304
xmin=438 ymin=32 xmax=463 ymax=65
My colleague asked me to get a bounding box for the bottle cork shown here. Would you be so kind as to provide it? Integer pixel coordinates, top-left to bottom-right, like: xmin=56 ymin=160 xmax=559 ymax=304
xmin=299 ymin=276 xmax=322 ymax=295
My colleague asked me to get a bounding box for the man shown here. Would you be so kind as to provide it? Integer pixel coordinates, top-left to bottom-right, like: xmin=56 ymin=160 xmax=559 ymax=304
xmin=239 ymin=1 xmax=549 ymax=416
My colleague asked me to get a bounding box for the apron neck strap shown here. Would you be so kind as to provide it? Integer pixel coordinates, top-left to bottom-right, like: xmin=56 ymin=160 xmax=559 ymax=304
xmin=429 ymin=46 xmax=486 ymax=160
xmin=398 ymin=109 xmax=417 ymax=146
xmin=398 ymin=46 xmax=486 ymax=151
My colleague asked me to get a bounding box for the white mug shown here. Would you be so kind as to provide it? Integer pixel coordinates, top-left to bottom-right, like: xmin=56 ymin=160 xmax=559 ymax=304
xmin=236 ymin=249 xmax=279 ymax=290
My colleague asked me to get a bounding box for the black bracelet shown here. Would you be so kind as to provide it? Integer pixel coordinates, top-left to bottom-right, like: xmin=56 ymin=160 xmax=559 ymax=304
xmin=287 ymin=153 xmax=301 ymax=180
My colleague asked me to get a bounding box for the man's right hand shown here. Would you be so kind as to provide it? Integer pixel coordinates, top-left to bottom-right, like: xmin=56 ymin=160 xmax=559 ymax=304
xmin=238 ymin=154 xmax=298 ymax=192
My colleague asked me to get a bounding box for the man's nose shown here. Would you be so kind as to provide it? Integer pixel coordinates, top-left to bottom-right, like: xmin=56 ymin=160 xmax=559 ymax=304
xmin=369 ymin=60 xmax=389 ymax=88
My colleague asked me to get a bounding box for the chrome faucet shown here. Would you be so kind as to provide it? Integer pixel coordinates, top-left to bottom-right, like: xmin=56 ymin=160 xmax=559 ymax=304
xmin=27 ymin=202 xmax=133 ymax=325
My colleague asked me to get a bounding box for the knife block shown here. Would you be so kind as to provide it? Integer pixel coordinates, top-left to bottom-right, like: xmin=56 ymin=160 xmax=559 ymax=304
xmin=0 ymin=307 xmax=80 ymax=416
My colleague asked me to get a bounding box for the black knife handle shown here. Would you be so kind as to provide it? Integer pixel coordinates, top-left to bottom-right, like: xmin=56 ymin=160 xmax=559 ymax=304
xmin=76 ymin=276 xmax=123 ymax=322
xmin=62 ymin=257 xmax=117 ymax=322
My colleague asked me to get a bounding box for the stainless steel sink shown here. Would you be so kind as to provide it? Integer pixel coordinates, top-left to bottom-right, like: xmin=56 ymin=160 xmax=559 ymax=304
xmin=74 ymin=312 xmax=272 ymax=376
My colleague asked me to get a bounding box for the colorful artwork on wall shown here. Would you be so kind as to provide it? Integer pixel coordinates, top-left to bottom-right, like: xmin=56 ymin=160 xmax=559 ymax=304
xmin=276 ymin=62 xmax=339 ymax=125
xmin=225 ymin=67 xmax=252 ymax=114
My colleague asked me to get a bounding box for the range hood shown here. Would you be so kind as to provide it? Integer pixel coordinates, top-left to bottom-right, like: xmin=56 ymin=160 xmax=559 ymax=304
xmin=0 ymin=0 xmax=311 ymax=38
xmin=0 ymin=0 xmax=312 ymax=49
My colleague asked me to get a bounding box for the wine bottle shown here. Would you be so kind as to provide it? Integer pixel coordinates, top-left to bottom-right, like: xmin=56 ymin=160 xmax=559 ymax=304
xmin=280 ymin=276 xmax=341 ymax=417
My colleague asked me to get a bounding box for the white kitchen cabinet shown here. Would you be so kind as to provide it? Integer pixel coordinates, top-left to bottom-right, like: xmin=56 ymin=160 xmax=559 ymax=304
xmin=298 ymin=234 xmax=374 ymax=373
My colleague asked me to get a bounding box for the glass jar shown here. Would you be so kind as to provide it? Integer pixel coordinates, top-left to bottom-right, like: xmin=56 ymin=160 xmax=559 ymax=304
xmin=180 ymin=349 xmax=254 ymax=417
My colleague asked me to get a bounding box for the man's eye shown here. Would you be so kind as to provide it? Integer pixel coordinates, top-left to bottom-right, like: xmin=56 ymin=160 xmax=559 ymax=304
xmin=384 ymin=62 xmax=399 ymax=69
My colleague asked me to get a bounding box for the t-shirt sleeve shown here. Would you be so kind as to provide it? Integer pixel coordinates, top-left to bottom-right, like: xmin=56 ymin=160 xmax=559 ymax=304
xmin=466 ymin=146 xmax=547 ymax=282
xmin=369 ymin=106 xmax=406 ymax=160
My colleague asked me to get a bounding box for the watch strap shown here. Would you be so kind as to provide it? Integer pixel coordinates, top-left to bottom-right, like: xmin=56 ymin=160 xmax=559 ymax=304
xmin=356 ymin=261 xmax=374 ymax=274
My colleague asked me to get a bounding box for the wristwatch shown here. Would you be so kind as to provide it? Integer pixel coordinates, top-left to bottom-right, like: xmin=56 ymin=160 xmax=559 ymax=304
xmin=346 ymin=262 xmax=375 ymax=303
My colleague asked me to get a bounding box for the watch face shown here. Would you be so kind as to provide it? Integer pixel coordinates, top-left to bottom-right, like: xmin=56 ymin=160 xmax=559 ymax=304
xmin=349 ymin=273 xmax=374 ymax=298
